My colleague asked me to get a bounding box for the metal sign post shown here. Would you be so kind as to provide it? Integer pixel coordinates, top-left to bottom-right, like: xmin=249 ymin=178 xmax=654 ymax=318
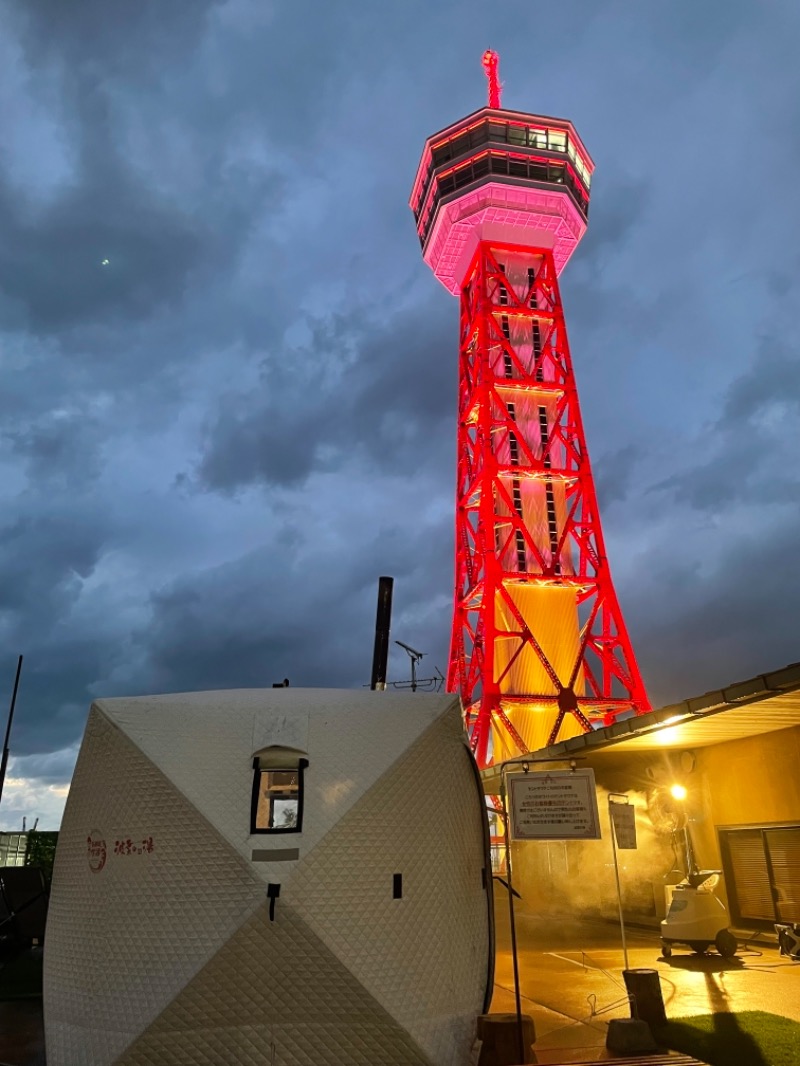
xmin=608 ymin=794 xmax=637 ymax=972
xmin=497 ymin=756 xmax=594 ymax=1065
xmin=498 ymin=774 xmax=525 ymax=1066
xmin=497 ymin=772 xmax=647 ymax=1041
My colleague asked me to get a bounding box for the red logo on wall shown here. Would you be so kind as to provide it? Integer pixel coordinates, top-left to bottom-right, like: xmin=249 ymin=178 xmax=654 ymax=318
xmin=87 ymin=833 xmax=107 ymax=873
xmin=114 ymin=836 xmax=154 ymax=856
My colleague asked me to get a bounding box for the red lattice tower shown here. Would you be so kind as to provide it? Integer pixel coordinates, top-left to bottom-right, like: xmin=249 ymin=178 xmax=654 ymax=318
xmin=410 ymin=63 xmax=650 ymax=767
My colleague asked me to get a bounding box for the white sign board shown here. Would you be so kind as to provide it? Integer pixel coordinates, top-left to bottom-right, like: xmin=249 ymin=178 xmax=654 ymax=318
xmin=508 ymin=769 xmax=601 ymax=841
xmin=609 ymin=801 xmax=637 ymax=849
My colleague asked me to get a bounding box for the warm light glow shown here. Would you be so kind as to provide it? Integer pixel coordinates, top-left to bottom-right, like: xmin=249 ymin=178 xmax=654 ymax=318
xmin=670 ymin=784 xmax=687 ymax=801
xmin=654 ymin=725 xmax=683 ymax=746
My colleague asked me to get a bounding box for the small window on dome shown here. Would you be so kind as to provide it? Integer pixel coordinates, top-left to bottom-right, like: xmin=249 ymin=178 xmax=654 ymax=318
xmin=251 ymin=747 xmax=308 ymax=834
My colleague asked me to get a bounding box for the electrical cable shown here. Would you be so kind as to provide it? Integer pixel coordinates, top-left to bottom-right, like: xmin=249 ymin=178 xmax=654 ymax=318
xmin=738 ymin=930 xmax=767 ymax=957
xmin=492 ymin=980 xmax=625 ymax=1043
xmin=666 ymin=827 xmax=683 ymax=880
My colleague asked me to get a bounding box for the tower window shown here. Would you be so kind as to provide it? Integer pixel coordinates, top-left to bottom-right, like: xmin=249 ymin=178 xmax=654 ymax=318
xmin=498 ymin=263 xmax=508 ymax=306
xmin=528 ymin=128 xmax=547 ymax=150
xmin=251 ymin=747 xmax=309 ymax=834
xmin=527 ymin=268 xmax=537 ymax=309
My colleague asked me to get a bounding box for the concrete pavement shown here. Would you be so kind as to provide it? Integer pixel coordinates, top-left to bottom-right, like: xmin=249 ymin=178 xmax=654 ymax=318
xmin=491 ymin=892 xmax=800 ymax=1063
xmin=1 ymin=901 xmax=797 ymax=1066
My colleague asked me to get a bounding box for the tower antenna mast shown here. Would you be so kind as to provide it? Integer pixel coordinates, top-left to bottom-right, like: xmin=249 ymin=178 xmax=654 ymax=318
xmin=482 ymin=50 xmax=502 ymax=109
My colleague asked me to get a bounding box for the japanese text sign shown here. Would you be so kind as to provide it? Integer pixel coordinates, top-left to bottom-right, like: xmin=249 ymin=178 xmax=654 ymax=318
xmin=508 ymin=769 xmax=601 ymax=841
xmin=609 ymin=801 xmax=637 ymax=849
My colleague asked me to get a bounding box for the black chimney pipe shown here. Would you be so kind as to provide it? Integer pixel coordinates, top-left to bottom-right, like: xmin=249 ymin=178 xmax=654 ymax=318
xmin=370 ymin=577 xmax=394 ymax=691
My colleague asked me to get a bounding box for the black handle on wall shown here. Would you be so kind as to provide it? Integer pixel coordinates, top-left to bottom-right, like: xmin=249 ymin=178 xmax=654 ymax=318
xmin=267 ymin=883 xmax=281 ymax=921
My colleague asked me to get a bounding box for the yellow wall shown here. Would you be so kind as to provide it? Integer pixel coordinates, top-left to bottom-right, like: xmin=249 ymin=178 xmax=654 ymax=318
xmin=509 ymin=754 xmax=679 ymax=924
xmin=690 ymin=725 xmax=800 ymax=910
xmin=510 ymin=789 xmax=677 ymax=923
xmin=509 ymin=726 xmax=800 ymax=925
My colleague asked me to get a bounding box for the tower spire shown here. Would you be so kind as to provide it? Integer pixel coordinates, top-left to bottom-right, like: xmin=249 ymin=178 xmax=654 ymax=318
xmin=482 ymin=50 xmax=502 ymax=109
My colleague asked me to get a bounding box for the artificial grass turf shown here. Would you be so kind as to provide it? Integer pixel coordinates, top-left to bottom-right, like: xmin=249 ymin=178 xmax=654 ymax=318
xmin=658 ymin=1011 xmax=800 ymax=1066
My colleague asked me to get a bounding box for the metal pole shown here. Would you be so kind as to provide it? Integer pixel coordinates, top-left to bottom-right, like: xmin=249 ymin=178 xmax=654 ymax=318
xmin=487 ymin=754 xmax=586 ymax=1062
xmin=500 ymin=770 xmax=525 ymax=1065
xmin=0 ymin=655 xmax=24 ymax=809
xmin=608 ymin=795 xmax=630 ymax=972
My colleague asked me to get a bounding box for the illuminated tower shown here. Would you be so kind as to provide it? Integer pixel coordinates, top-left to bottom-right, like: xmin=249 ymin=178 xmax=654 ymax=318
xmin=410 ymin=54 xmax=649 ymax=767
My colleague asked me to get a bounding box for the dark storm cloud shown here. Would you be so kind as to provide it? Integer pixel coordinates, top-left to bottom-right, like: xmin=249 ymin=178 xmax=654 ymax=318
xmin=196 ymin=294 xmax=454 ymax=491
xmin=558 ymin=174 xmax=659 ymax=380
xmin=1 ymin=0 xmax=290 ymax=373
xmin=0 ymin=505 xmax=110 ymax=618
xmin=139 ymin=507 xmax=454 ymax=695
xmin=593 ymin=445 xmax=640 ymax=510
xmin=8 ymin=0 xmax=427 ymax=156
xmin=630 ymin=509 xmax=800 ymax=706
xmin=10 ymin=635 xmax=119 ymax=754
xmin=2 ymin=409 xmax=105 ymax=484
xmin=0 ymin=167 xmax=204 ymax=333
xmin=720 ymin=337 xmax=800 ymax=428
xmin=10 ymin=749 xmax=77 ymax=787
xmin=577 ymin=177 xmax=651 ymax=264
xmin=1 ymin=0 xmax=800 ymax=830
xmin=0 ymin=501 xmax=124 ymax=755
xmin=12 ymin=0 xmax=222 ymax=68
xmin=649 ymin=334 xmax=800 ymax=512
xmin=0 ymin=75 xmax=284 ymax=338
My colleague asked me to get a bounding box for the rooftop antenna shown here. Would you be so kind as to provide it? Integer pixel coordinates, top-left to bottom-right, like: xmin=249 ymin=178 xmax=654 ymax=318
xmin=390 ymin=641 xmax=445 ymax=693
xmin=482 ymin=49 xmax=502 ymax=109
xmin=395 ymin=641 xmax=423 ymax=692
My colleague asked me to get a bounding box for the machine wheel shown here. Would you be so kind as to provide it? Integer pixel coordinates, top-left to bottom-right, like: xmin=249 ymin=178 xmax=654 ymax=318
xmin=715 ymin=929 xmax=737 ymax=958
xmin=661 ymin=941 xmax=672 ymax=958
xmin=689 ymin=941 xmax=711 ymax=954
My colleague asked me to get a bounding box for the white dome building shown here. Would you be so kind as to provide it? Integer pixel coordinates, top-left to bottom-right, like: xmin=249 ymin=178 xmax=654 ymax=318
xmin=44 ymin=689 xmax=494 ymax=1066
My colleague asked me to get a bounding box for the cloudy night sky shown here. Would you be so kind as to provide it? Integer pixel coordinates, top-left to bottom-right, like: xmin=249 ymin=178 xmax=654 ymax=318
xmin=1 ymin=0 xmax=799 ymax=829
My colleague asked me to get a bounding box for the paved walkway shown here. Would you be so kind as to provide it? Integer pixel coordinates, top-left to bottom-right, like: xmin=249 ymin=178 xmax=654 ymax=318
xmin=2 ymin=908 xmax=798 ymax=1065
xmin=491 ymin=898 xmax=800 ymax=1063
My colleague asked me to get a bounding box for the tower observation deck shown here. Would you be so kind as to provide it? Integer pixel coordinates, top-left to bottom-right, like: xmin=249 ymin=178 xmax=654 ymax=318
xmin=410 ymin=63 xmax=650 ymax=767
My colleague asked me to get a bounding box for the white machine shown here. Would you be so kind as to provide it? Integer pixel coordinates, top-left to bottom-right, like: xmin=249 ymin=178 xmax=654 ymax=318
xmin=649 ymin=783 xmax=738 ymax=959
xmin=660 ymin=869 xmax=737 ymax=958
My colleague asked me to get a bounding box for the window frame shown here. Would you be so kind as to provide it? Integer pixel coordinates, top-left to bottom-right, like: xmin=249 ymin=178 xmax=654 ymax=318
xmin=719 ymin=821 xmax=800 ymax=928
xmin=250 ymin=752 xmax=309 ymax=836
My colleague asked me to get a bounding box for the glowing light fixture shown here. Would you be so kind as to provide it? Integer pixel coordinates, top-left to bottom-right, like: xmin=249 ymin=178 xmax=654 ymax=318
xmin=655 ymin=725 xmax=683 ymax=746
xmin=670 ymin=784 xmax=687 ymax=802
